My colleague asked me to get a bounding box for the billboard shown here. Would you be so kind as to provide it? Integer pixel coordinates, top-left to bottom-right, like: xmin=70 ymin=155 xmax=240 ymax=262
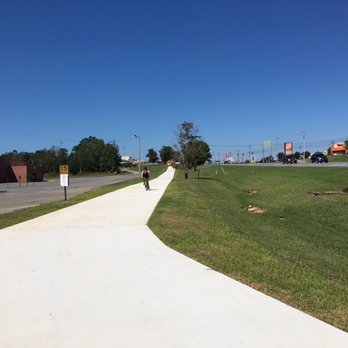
xmin=262 ymin=140 xmax=272 ymax=149
xmin=284 ymin=142 xmax=293 ymax=155
xmin=331 ymin=142 xmax=346 ymax=154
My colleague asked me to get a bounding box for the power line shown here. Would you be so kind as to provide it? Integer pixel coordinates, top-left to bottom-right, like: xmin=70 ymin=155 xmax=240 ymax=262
xmin=210 ymin=143 xmax=259 ymax=148
xmin=209 ymin=137 xmax=346 ymax=149
xmin=0 ymin=127 xmax=64 ymax=143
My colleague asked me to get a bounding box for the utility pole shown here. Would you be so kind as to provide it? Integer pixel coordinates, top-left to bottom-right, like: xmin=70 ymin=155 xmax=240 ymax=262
xmin=262 ymin=142 xmax=265 ymax=164
xmin=301 ymin=132 xmax=306 ymax=162
xmin=271 ymin=142 xmax=273 ymax=161
xmin=134 ymin=135 xmax=141 ymax=177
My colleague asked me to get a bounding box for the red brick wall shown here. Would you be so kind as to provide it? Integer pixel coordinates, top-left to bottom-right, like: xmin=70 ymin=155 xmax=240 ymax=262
xmin=0 ymin=160 xmax=43 ymax=183
xmin=0 ymin=160 xmax=8 ymax=182
xmin=11 ymin=165 xmax=28 ymax=183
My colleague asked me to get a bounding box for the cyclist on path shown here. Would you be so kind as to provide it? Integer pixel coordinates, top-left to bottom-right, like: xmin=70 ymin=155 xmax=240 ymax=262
xmin=141 ymin=167 xmax=150 ymax=191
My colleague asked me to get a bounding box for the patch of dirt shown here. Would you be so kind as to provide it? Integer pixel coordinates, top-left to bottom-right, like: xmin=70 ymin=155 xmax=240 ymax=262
xmin=310 ymin=190 xmax=348 ymax=196
xmin=246 ymin=205 xmax=266 ymax=214
xmin=248 ymin=190 xmax=258 ymax=195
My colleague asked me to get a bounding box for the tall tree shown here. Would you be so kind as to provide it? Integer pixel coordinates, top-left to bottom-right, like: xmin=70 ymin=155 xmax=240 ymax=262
xmin=70 ymin=136 xmax=121 ymax=173
xmin=32 ymin=147 xmax=57 ymax=174
xmin=190 ymin=140 xmax=211 ymax=170
xmin=57 ymin=148 xmax=69 ymax=166
xmin=176 ymin=122 xmax=198 ymax=178
xmin=100 ymin=142 xmax=121 ymax=172
xmin=146 ymin=148 xmax=159 ymax=163
xmin=176 ymin=121 xmax=211 ymax=178
xmin=159 ymin=145 xmax=175 ymax=163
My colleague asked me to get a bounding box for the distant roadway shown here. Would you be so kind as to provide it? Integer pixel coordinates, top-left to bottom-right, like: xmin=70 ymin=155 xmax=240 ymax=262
xmin=0 ymin=173 xmax=137 ymax=214
xmin=250 ymin=162 xmax=348 ymax=167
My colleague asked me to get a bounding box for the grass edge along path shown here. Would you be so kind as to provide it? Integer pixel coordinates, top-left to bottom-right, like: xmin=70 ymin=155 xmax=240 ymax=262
xmin=148 ymin=165 xmax=348 ymax=332
xmin=0 ymin=165 xmax=166 ymax=229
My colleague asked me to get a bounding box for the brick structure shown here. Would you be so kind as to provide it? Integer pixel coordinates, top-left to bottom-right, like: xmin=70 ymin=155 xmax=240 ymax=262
xmin=0 ymin=160 xmax=43 ymax=183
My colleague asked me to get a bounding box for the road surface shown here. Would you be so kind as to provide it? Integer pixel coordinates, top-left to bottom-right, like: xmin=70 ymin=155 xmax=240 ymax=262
xmin=0 ymin=173 xmax=137 ymax=214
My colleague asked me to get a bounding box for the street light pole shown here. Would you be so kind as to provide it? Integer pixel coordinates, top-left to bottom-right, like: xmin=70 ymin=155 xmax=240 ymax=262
xmin=134 ymin=135 xmax=141 ymax=177
xmin=301 ymin=132 xmax=306 ymax=162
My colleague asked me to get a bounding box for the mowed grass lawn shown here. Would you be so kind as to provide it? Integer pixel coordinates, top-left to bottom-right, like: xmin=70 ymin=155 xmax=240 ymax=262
xmin=148 ymin=165 xmax=348 ymax=331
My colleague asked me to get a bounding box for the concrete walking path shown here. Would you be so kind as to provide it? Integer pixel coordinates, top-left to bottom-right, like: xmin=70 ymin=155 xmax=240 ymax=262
xmin=0 ymin=167 xmax=347 ymax=347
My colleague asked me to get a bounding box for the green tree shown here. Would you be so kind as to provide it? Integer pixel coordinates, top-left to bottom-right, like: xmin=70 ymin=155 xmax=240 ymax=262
xmin=146 ymin=148 xmax=159 ymax=163
xmin=70 ymin=136 xmax=121 ymax=173
xmin=0 ymin=150 xmax=33 ymax=163
xmin=57 ymin=148 xmax=69 ymax=166
xmin=175 ymin=121 xmax=210 ymax=178
xmin=32 ymin=147 xmax=57 ymax=174
xmin=100 ymin=142 xmax=121 ymax=172
xmin=68 ymin=151 xmax=79 ymax=174
xmin=176 ymin=122 xmax=199 ymax=178
xmin=277 ymin=152 xmax=285 ymax=161
xmin=71 ymin=136 xmax=102 ymax=172
xmin=0 ymin=147 xmax=68 ymax=174
xmin=159 ymin=146 xmax=175 ymax=163
xmin=294 ymin=152 xmax=301 ymax=160
xmin=190 ymin=140 xmax=211 ymax=170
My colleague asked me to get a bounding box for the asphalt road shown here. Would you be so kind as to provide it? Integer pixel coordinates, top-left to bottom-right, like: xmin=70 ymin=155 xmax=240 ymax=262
xmin=232 ymin=162 xmax=348 ymax=167
xmin=0 ymin=173 xmax=137 ymax=214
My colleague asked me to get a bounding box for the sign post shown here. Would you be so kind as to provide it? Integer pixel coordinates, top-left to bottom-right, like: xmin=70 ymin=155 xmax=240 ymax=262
xmin=59 ymin=165 xmax=69 ymax=200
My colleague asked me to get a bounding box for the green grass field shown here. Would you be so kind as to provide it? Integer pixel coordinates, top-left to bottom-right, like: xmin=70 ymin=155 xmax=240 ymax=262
xmin=148 ymin=165 xmax=348 ymax=331
xmin=328 ymin=154 xmax=348 ymax=162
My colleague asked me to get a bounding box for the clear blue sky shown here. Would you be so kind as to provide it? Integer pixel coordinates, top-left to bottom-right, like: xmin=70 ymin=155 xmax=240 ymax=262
xmin=1 ymin=0 xmax=347 ymax=160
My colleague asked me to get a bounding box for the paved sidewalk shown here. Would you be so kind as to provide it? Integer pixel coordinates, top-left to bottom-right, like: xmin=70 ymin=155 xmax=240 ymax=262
xmin=0 ymin=167 xmax=347 ymax=347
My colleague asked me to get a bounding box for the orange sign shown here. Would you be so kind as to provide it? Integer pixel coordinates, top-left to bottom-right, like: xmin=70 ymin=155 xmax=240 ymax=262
xmin=332 ymin=143 xmax=345 ymax=153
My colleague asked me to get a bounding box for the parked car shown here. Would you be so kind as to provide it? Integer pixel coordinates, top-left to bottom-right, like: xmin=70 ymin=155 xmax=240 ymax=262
xmin=283 ymin=155 xmax=297 ymax=164
xmin=310 ymin=152 xmax=328 ymax=163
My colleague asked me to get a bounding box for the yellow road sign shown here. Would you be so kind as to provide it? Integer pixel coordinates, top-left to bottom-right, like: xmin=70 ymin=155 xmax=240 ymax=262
xmin=60 ymin=165 xmax=69 ymax=174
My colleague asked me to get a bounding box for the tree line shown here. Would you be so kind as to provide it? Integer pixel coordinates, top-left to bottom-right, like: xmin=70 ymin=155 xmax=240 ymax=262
xmin=0 ymin=136 xmax=122 ymax=175
xmin=1 ymin=122 xmax=212 ymax=177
